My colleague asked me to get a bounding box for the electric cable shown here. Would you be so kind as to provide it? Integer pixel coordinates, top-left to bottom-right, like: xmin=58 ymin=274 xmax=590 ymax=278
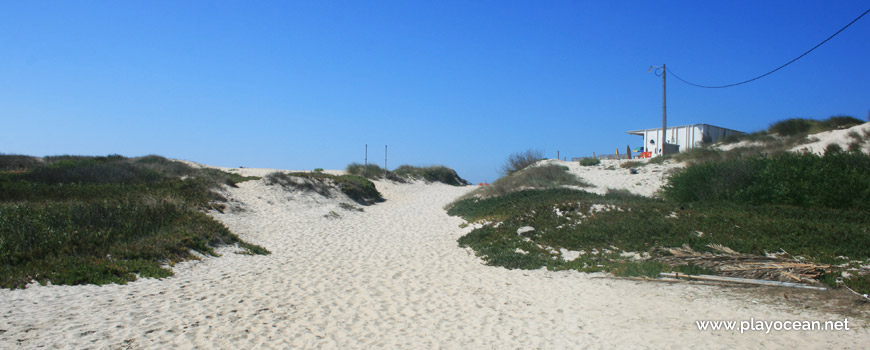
xmin=667 ymin=7 xmax=870 ymax=88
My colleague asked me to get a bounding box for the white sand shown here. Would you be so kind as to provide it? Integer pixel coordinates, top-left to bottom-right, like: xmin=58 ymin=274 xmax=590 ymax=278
xmin=790 ymin=122 xmax=870 ymax=155
xmin=539 ymin=158 xmax=682 ymax=197
xmin=2 ymin=166 xmax=868 ymax=349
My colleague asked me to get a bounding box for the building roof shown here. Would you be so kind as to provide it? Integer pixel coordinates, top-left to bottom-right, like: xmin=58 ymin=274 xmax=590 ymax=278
xmin=625 ymin=123 xmax=743 ymax=136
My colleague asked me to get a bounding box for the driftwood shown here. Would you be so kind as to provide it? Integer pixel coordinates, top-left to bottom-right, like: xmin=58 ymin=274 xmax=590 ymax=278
xmin=660 ymin=273 xmax=828 ymax=290
xmin=653 ymin=246 xmax=831 ymax=284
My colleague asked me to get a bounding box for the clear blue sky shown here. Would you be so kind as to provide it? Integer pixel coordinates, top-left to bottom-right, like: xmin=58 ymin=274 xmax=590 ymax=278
xmin=2 ymin=1 xmax=868 ymax=183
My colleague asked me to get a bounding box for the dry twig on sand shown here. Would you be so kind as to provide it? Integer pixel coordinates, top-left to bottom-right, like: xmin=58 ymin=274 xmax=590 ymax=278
xmin=653 ymin=246 xmax=830 ymax=284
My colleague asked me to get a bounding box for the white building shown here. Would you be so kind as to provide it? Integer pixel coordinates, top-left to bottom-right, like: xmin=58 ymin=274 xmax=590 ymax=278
xmin=626 ymin=124 xmax=743 ymax=157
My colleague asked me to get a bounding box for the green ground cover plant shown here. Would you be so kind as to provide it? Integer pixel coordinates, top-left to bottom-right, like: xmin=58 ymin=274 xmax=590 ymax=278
xmin=448 ymin=146 xmax=870 ymax=294
xmin=0 ymin=154 xmax=269 ymax=289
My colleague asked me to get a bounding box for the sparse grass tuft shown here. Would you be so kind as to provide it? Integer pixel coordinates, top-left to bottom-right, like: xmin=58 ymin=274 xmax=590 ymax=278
xmin=619 ymin=161 xmax=645 ymax=169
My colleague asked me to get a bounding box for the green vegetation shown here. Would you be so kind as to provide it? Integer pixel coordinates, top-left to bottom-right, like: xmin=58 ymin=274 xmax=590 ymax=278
xmin=449 ymin=186 xmax=870 ymax=292
xmin=718 ymin=115 xmax=864 ymax=146
xmin=345 ymin=162 xmax=469 ymax=186
xmin=0 ymin=154 xmax=269 ymax=289
xmin=768 ymin=116 xmax=863 ymax=136
xmin=265 ymin=171 xmax=384 ymax=205
xmin=578 ymin=157 xmax=600 ymax=166
xmin=500 ymin=149 xmax=543 ymax=175
xmin=619 ymin=161 xmax=645 ymax=169
xmin=345 ymin=163 xmax=397 ymax=181
xmin=466 ymin=164 xmax=590 ymax=198
xmin=664 ymin=152 xmax=870 ymax=210
xmin=392 ymin=165 xmax=470 ymax=186
xmin=449 ymin=128 xmax=870 ymax=294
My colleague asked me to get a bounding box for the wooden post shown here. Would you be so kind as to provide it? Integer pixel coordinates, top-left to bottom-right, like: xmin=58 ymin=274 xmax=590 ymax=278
xmin=384 ymin=145 xmax=388 ymax=178
xmin=557 ymin=150 xmax=559 ymax=161
xmin=626 ymin=145 xmax=631 ymax=160
xmin=364 ymin=144 xmax=368 ymax=178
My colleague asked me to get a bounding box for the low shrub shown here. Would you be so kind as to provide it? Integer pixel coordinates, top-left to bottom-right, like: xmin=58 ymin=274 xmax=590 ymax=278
xmin=819 ymin=115 xmax=864 ymax=130
xmin=393 ymin=165 xmax=470 ymax=186
xmin=768 ymin=116 xmax=864 ymax=137
xmin=500 ymin=149 xmax=543 ymax=175
xmin=578 ymin=157 xmax=600 ymax=166
xmin=663 ymin=152 xmax=870 ymax=209
xmin=467 ymin=165 xmax=590 ymax=199
xmin=769 ymin=118 xmax=814 ymax=136
xmin=345 ymin=162 xmax=404 ymax=181
xmin=619 ymin=161 xmax=644 ymax=169
xmin=0 ymin=154 xmax=43 ymax=171
xmin=266 ymin=172 xmax=384 ymax=205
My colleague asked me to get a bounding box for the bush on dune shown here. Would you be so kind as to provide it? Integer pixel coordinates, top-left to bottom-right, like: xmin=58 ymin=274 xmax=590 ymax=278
xmin=393 ymin=165 xmax=470 ymax=186
xmin=346 ymin=162 xmax=469 ymax=186
xmin=768 ymin=116 xmax=864 ymax=137
xmin=0 ymin=154 xmax=268 ymax=289
xmin=473 ymin=164 xmax=589 ymax=198
xmin=663 ymin=152 xmax=870 ymax=210
xmin=500 ymin=149 xmax=543 ymax=176
xmin=265 ymin=171 xmax=384 ymax=205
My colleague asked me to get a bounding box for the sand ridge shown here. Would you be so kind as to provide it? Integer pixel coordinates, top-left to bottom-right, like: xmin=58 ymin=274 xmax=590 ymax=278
xmin=1 ymin=172 xmax=868 ymax=349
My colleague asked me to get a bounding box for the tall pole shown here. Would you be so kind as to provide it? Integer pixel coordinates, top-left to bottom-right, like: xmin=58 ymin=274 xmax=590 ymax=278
xmin=662 ymin=63 xmax=668 ymax=155
xmin=384 ymin=145 xmax=388 ymax=179
xmin=364 ymin=144 xmax=368 ymax=178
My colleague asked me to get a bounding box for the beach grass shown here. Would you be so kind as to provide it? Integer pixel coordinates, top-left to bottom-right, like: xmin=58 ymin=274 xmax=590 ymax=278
xmin=392 ymin=165 xmax=470 ymax=186
xmin=345 ymin=162 xmax=469 ymax=186
xmin=0 ymin=154 xmax=269 ymax=289
xmin=467 ymin=163 xmax=591 ymax=198
xmin=265 ymin=171 xmax=384 ymax=205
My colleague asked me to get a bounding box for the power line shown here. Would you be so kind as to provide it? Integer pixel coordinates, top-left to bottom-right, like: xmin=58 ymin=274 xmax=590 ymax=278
xmin=667 ymin=7 xmax=870 ymax=89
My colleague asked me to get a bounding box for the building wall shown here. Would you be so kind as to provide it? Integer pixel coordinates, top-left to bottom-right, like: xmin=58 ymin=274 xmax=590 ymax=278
xmin=638 ymin=124 xmax=741 ymax=156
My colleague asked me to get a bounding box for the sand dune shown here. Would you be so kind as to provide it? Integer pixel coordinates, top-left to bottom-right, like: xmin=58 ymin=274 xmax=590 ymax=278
xmin=1 ymin=167 xmax=868 ymax=349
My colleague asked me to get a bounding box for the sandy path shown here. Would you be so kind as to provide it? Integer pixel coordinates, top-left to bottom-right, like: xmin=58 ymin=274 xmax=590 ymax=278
xmin=1 ymin=179 xmax=867 ymax=349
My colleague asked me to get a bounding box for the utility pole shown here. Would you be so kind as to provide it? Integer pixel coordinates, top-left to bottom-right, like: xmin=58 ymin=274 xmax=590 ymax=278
xmin=650 ymin=64 xmax=668 ymax=155
xmin=662 ymin=63 xmax=667 ymax=153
